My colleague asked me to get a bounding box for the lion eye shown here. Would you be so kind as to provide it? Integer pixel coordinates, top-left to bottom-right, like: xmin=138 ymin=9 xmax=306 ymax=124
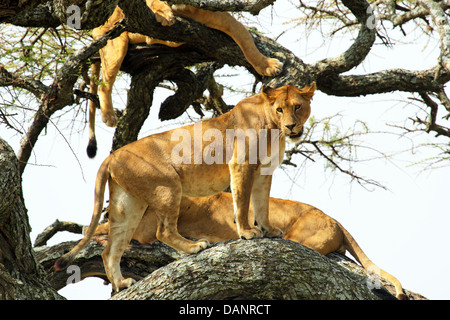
xmin=276 ymin=107 xmax=283 ymax=113
xmin=295 ymin=105 xmax=302 ymax=111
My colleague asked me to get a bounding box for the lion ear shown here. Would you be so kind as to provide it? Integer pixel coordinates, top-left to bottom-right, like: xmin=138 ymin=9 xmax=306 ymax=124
xmin=299 ymin=82 xmax=316 ymax=101
xmin=261 ymin=84 xmax=277 ymax=102
xmin=261 ymin=84 xmax=275 ymax=95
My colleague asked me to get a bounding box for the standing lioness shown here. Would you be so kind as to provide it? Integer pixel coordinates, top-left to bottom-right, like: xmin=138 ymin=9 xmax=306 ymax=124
xmin=55 ymin=83 xmax=316 ymax=292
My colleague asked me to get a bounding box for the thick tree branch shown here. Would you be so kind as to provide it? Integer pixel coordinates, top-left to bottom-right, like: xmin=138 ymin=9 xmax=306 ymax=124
xmin=119 ymin=0 xmax=314 ymax=89
xmin=1 ymin=0 xmax=275 ymax=28
xmin=311 ymin=0 xmax=376 ymax=76
xmin=35 ymin=235 xmax=186 ymax=291
xmin=1 ymin=2 xmax=60 ymax=27
xmin=0 ymin=137 xmax=62 ymax=299
xmin=111 ymin=239 xmax=396 ymax=300
xmin=0 ymin=0 xmax=49 ymax=19
xmin=391 ymin=5 xmax=446 ymax=27
xmin=34 ymin=222 xmax=429 ymax=300
xmin=167 ymin=0 xmax=275 ymax=15
xmin=295 ymin=0 xmax=450 ymax=95
xmin=318 ymin=67 xmax=450 ymax=96
xmin=419 ymin=0 xmax=450 ymax=74
xmin=112 ymin=43 xmax=222 ymax=151
xmin=1 ymin=0 xmax=117 ymax=29
xmin=33 ymin=220 xmax=84 ymax=247
xmin=4 ymin=0 xmax=448 ymax=97
xmin=0 ymin=64 xmax=49 ymax=100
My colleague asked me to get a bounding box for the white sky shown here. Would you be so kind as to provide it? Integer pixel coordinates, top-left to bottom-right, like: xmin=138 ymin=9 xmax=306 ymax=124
xmin=1 ymin=1 xmax=449 ymax=300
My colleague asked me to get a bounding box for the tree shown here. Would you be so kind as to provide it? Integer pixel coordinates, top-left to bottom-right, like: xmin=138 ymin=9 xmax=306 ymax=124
xmin=0 ymin=137 xmax=62 ymax=299
xmin=0 ymin=0 xmax=447 ymax=299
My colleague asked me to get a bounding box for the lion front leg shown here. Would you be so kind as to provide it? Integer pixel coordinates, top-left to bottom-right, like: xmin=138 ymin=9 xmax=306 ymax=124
xmin=251 ymin=173 xmax=283 ymax=238
xmin=229 ymin=163 xmax=263 ymax=240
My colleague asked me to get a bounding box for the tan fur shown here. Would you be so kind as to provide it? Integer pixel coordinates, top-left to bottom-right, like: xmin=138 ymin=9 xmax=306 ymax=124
xmin=55 ymin=83 xmax=316 ymax=292
xmin=94 ymin=192 xmax=406 ymax=299
xmin=89 ymin=5 xmax=183 ymax=130
xmin=87 ymin=2 xmax=284 ymax=157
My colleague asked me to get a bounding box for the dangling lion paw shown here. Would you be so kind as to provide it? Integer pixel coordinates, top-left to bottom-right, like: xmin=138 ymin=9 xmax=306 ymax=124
xmin=154 ymin=5 xmax=175 ymax=26
xmin=256 ymin=58 xmax=284 ymax=77
xmin=101 ymin=109 xmax=118 ymax=127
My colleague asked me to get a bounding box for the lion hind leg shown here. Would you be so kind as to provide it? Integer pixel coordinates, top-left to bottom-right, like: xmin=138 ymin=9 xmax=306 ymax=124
xmin=97 ymin=34 xmax=129 ymax=127
xmin=151 ymin=186 xmax=209 ymax=254
xmin=172 ymin=5 xmax=283 ymax=77
xmin=156 ymin=212 xmax=209 ymax=254
xmin=102 ymin=181 xmax=147 ymax=292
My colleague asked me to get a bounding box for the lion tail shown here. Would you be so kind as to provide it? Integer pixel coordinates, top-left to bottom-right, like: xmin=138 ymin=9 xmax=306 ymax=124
xmin=54 ymin=157 xmax=110 ymax=271
xmin=339 ymin=222 xmax=407 ymax=300
xmin=87 ymin=60 xmax=100 ymax=158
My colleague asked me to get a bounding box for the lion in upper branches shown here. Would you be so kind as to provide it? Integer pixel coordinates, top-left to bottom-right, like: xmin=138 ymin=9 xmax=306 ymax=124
xmin=86 ymin=0 xmax=284 ymax=157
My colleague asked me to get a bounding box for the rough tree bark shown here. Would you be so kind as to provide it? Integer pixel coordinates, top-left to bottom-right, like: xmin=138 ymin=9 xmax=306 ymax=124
xmin=0 ymin=137 xmax=62 ymax=299
xmin=0 ymin=0 xmax=117 ymax=29
xmin=109 ymin=239 xmax=395 ymax=300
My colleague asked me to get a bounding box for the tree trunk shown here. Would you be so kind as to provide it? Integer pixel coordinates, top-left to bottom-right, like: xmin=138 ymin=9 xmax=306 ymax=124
xmin=0 ymin=137 xmax=63 ymax=299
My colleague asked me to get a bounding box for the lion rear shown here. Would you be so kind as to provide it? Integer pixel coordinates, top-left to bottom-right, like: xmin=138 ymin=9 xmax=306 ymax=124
xmin=54 ymin=157 xmax=110 ymax=271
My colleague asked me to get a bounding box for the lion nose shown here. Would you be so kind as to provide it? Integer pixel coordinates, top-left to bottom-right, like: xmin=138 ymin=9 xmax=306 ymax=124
xmin=285 ymin=124 xmax=296 ymax=131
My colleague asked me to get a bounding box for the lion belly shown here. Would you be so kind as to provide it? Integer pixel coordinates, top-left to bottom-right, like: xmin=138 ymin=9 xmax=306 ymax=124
xmin=178 ymin=163 xmax=230 ymax=197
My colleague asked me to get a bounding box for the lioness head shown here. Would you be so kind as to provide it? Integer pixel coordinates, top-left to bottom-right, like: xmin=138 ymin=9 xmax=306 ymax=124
xmin=263 ymin=83 xmax=316 ymax=142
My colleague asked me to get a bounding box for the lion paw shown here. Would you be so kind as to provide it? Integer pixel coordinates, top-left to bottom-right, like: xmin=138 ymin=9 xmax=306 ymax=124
xmin=263 ymin=226 xmax=284 ymax=238
xmin=263 ymin=58 xmax=284 ymax=76
xmin=113 ymin=278 xmax=136 ymax=293
xmin=254 ymin=58 xmax=283 ymax=77
xmin=101 ymin=110 xmax=118 ymax=127
xmin=239 ymin=226 xmax=263 ymax=240
xmin=187 ymin=239 xmax=209 ymax=254
xmin=154 ymin=7 xmax=175 ymax=26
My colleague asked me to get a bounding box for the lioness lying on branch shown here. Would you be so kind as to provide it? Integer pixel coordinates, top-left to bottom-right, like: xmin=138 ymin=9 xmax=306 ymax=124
xmin=93 ymin=192 xmax=406 ymax=300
